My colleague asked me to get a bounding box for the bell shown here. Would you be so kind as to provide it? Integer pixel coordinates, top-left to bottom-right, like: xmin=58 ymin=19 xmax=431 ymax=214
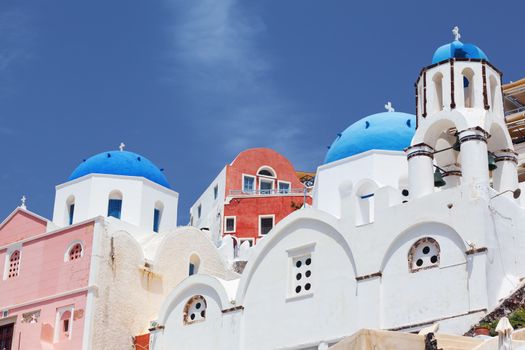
xmin=434 ymin=169 xmax=446 ymax=187
xmin=452 ymin=138 xmax=461 ymax=151
xmin=488 ymin=152 xmax=497 ymax=171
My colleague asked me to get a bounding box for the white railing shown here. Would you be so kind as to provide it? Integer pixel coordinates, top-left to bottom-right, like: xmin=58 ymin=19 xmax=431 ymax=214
xmin=229 ymin=188 xmax=310 ymax=196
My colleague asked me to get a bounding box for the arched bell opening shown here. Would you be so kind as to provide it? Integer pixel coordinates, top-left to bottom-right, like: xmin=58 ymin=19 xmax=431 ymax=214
xmin=421 ymin=119 xmax=463 ymax=190
xmin=487 ymin=123 xmax=518 ymax=195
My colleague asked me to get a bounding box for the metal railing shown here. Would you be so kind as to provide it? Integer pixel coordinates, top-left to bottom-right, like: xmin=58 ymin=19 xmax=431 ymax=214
xmin=505 ymin=105 xmax=525 ymax=117
xmin=229 ymin=188 xmax=310 ymax=196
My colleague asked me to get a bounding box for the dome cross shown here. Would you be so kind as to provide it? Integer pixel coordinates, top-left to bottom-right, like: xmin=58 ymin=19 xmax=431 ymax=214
xmin=384 ymin=101 xmax=395 ymax=112
xmin=119 ymin=142 xmax=125 ymax=152
xmin=452 ymin=26 xmax=461 ymax=41
xmin=20 ymin=195 xmax=27 ymax=209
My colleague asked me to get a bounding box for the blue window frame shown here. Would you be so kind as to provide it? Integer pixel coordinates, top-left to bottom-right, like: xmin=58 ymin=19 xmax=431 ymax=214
xmin=68 ymin=204 xmax=75 ymax=225
xmin=153 ymin=208 xmax=161 ymax=233
xmin=108 ymin=199 xmax=122 ymax=219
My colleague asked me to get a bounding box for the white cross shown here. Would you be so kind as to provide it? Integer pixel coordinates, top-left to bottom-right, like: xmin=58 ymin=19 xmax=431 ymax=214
xmin=384 ymin=101 xmax=395 ymax=112
xmin=119 ymin=142 xmax=125 ymax=152
xmin=20 ymin=195 xmax=27 ymax=209
xmin=452 ymin=26 xmax=461 ymax=41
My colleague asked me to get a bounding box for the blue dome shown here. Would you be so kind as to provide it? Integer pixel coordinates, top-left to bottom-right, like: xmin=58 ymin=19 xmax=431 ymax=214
xmin=432 ymin=40 xmax=488 ymax=64
xmin=324 ymin=111 xmax=416 ymax=164
xmin=69 ymin=150 xmax=171 ymax=188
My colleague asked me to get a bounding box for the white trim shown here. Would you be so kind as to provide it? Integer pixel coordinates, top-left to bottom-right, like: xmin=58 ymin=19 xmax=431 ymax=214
xmin=224 ymin=216 xmax=236 ymax=233
xmin=64 ymin=240 xmax=84 ymax=262
xmin=55 ymin=173 xmax=179 ymax=197
xmin=258 ymin=177 xmax=275 ymax=194
xmin=258 ymin=214 xmax=275 ymax=236
xmin=0 ymin=285 xmax=96 ymax=312
xmin=0 ymin=315 xmax=16 ymax=327
xmin=3 ymin=243 xmax=22 ymax=280
xmin=286 ymin=242 xmax=316 ymax=257
xmin=277 ymin=180 xmax=292 ymax=194
xmin=54 ymin=304 xmax=74 ymax=343
xmin=0 ymin=207 xmax=48 ymax=231
xmin=242 ymin=174 xmax=256 ymax=193
xmin=316 ymin=149 xmax=405 ymax=171
xmin=81 ymin=221 xmax=103 ymax=350
xmin=256 ymin=165 xmax=277 ymax=178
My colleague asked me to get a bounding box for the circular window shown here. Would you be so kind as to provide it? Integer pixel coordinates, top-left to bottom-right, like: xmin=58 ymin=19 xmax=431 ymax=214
xmin=184 ymin=295 xmax=207 ymax=325
xmin=408 ymin=237 xmax=440 ymax=272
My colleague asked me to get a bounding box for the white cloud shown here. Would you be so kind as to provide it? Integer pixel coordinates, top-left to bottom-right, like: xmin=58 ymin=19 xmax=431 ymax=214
xmin=0 ymin=8 xmax=34 ymax=91
xmin=165 ymin=0 xmax=322 ymax=169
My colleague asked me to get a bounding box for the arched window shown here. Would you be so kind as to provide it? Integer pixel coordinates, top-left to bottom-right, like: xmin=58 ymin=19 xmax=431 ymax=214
xmin=355 ymin=181 xmax=378 ymax=226
xmin=408 ymin=237 xmax=440 ymax=273
xmin=189 ymin=254 xmax=200 ymax=276
xmin=68 ymin=243 xmax=83 ymax=261
xmin=8 ymin=250 xmax=20 ymax=278
xmin=66 ymin=196 xmax=75 ymax=225
xmin=257 ymin=166 xmax=276 ymax=177
xmin=490 ymin=75 xmax=498 ymax=111
xmin=153 ymin=201 xmax=164 ymax=233
xmin=432 ymin=72 xmax=444 ymax=113
xmin=183 ymin=295 xmax=207 ymax=325
xmin=107 ymin=191 xmax=123 ymax=219
xmin=462 ymin=68 xmax=475 ymax=108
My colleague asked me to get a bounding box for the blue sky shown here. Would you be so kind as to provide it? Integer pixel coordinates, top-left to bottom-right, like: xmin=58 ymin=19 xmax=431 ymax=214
xmin=1 ymin=0 xmax=524 ymax=224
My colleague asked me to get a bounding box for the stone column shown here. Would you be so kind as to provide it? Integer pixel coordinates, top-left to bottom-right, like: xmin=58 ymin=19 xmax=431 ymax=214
xmin=492 ymin=149 xmax=519 ymax=198
xmin=458 ymin=127 xmax=490 ymax=198
xmin=406 ymin=143 xmax=435 ymax=199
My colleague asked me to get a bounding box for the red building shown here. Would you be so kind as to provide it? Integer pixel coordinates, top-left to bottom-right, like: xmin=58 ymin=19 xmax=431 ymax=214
xmin=190 ymin=148 xmax=312 ymax=246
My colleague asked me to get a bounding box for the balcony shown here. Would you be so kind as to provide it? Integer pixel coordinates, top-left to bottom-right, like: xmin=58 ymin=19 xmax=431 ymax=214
xmin=228 ymin=188 xmax=311 ymax=197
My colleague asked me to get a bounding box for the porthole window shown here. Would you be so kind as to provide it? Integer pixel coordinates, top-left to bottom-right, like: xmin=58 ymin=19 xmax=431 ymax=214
xmin=183 ymin=295 xmax=207 ymax=325
xmin=408 ymin=237 xmax=440 ymax=273
xmin=69 ymin=243 xmax=83 ymax=261
xmin=291 ymin=254 xmax=313 ymax=296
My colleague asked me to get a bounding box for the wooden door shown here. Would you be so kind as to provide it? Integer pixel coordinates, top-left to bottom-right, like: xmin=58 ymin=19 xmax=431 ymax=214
xmin=0 ymin=323 xmax=14 ymax=350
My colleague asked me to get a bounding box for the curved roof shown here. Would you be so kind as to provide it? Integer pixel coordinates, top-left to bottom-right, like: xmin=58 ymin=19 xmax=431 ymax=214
xmin=432 ymin=40 xmax=488 ymax=64
xmin=324 ymin=111 xmax=416 ymax=164
xmin=69 ymin=150 xmax=171 ymax=188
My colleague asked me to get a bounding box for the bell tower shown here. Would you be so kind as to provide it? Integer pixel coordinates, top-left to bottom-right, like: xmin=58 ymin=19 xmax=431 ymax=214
xmin=406 ymin=27 xmax=517 ymax=199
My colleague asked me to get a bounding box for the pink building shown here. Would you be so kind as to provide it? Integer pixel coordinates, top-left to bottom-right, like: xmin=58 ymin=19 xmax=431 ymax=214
xmin=0 ymin=147 xmax=184 ymax=350
xmin=0 ymin=207 xmax=95 ymax=350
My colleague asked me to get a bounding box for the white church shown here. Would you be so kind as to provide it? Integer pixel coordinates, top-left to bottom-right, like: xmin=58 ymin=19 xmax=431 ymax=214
xmin=2 ymin=28 xmax=524 ymax=350
xmin=147 ymin=29 xmax=525 ymax=349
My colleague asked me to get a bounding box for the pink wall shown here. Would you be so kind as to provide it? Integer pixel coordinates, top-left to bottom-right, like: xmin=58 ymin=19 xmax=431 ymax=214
xmin=7 ymin=291 xmax=88 ymax=350
xmin=0 ymin=209 xmax=47 ymax=246
xmin=0 ymin=209 xmax=95 ymax=349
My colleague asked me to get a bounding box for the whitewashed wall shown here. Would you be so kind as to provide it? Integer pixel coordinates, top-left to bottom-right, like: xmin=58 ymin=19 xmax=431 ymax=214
xmin=53 ymin=174 xmax=179 ymax=232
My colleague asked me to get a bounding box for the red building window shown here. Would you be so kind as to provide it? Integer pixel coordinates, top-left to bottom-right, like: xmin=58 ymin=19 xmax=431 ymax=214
xmin=69 ymin=244 xmax=83 ymax=261
xmin=259 ymin=216 xmax=274 ymax=236
xmin=8 ymin=251 xmax=20 ymax=278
